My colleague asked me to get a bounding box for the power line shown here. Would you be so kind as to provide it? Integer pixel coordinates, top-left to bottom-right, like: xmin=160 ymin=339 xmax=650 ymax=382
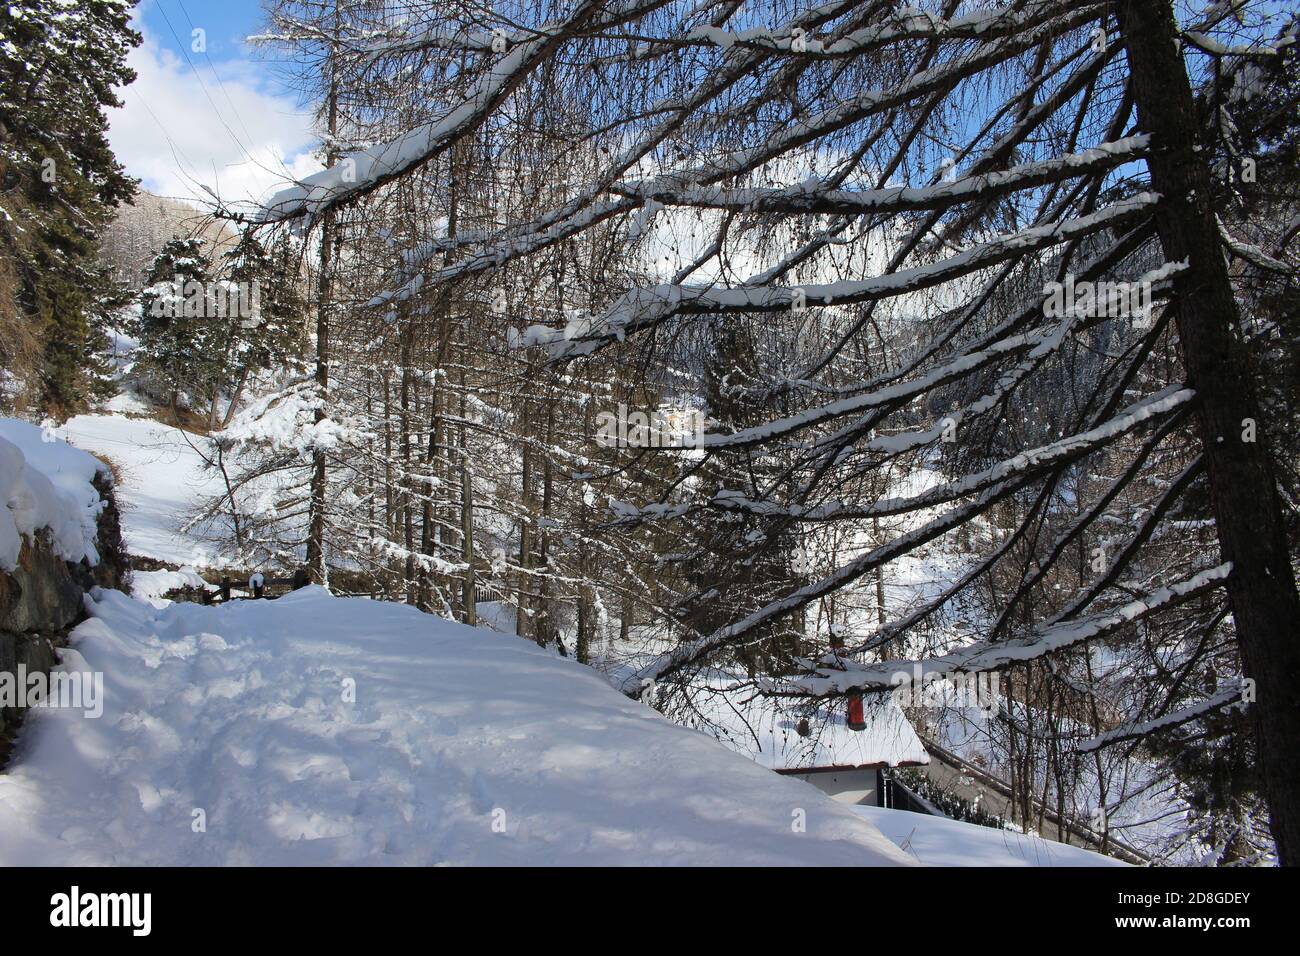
xmin=153 ymin=0 xmax=263 ymax=199
xmin=175 ymin=0 xmax=261 ymax=150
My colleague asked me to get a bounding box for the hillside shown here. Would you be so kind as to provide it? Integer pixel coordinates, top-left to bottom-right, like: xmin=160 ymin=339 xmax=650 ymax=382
xmin=98 ymin=188 xmax=238 ymax=288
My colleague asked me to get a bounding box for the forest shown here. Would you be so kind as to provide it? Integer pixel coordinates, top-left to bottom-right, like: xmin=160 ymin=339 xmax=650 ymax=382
xmin=1 ymin=0 xmax=1298 ymax=871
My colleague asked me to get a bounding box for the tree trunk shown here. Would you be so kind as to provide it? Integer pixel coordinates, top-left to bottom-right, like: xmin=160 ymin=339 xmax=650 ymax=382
xmin=873 ymin=516 xmax=886 ymax=625
xmin=536 ymin=405 xmax=557 ymax=650
xmin=220 ymin=364 xmax=250 ymax=429
xmin=420 ymin=376 xmax=438 ymax=612
xmin=462 ymin=462 xmax=475 ymax=626
xmin=1120 ymin=0 xmax=1300 ymax=864
xmin=576 ymin=588 xmax=590 ymax=665
xmin=305 ymin=2 xmax=342 ymax=585
xmin=400 ymin=331 xmax=415 ymax=606
xmin=517 ymin=443 xmax=532 ymax=639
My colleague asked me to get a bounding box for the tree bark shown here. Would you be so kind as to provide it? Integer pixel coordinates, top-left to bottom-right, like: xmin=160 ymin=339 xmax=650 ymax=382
xmin=1120 ymin=0 xmax=1300 ymax=864
xmin=462 ymin=462 xmax=476 ymax=626
xmin=305 ymin=1 xmax=342 ymax=585
xmin=517 ymin=443 xmax=532 ymax=639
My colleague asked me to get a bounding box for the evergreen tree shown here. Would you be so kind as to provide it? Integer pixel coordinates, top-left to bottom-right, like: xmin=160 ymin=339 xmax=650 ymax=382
xmin=681 ymin=319 xmax=801 ymax=675
xmin=137 ymin=237 xmax=222 ymax=417
xmin=0 ymin=0 xmax=139 ymax=414
xmin=214 ymin=231 xmax=306 ymax=427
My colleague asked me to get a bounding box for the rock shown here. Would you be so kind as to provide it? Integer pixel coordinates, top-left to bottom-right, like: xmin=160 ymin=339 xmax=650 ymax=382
xmin=0 ymin=474 xmax=128 ymax=763
xmin=0 ymin=531 xmax=85 ymax=635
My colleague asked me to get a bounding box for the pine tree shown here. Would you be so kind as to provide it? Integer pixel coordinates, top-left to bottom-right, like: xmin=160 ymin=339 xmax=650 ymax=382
xmin=215 ymin=231 xmax=305 ymax=428
xmin=0 ymin=0 xmax=139 ymax=414
xmin=136 ymin=237 xmax=222 ymax=418
xmin=682 ymin=319 xmax=801 ymax=675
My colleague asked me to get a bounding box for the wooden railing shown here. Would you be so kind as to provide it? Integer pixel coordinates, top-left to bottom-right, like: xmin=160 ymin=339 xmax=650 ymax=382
xmin=919 ymin=735 xmax=1152 ymax=866
xmin=202 ymin=569 xmax=311 ymax=605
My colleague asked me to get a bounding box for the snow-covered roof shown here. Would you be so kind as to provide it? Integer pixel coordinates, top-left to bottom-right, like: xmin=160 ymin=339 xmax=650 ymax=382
xmin=0 ymin=419 xmax=108 ymax=571
xmin=688 ymin=682 xmax=929 ymax=771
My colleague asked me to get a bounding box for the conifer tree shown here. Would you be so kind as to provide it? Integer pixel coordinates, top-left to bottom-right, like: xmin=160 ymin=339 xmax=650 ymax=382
xmin=0 ymin=0 xmax=138 ymax=414
xmin=137 ymin=237 xmax=222 ymax=417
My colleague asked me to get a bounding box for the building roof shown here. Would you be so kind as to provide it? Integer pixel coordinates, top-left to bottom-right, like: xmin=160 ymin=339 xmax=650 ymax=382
xmin=687 ymin=682 xmax=929 ymax=772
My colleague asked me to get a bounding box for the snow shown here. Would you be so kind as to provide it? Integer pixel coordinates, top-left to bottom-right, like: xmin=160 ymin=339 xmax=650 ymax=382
xmin=1076 ymin=686 xmax=1247 ymax=753
xmin=474 ymin=599 xmax=519 ymax=635
xmin=684 ymin=3 xmax=1085 ymax=57
xmin=533 ymin=193 xmax=1160 ymax=359
xmin=686 ymin=386 xmax=1192 ymax=522
xmin=792 ymin=563 xmax=1233 ymax=695
xmin=57 ymin=415 xmax=228 ymax=568
xmin=256 ymin=0 xmax=654 ymax=224
xmin=851 ymin=806 xmax=1129 ymax=867
xmin=689 ymin=682 xmax=928 ymax=771
xmin=257 ymin=32 xmax=540 ymax=223
xmin=621 ymin=137 xmax=1151 ymax=215
xmin=0 ymin=418 xmax=108 ymax=570
xmin=130 ymin=567 xmax=211 ymax=608
xmin=0 ymin=586 xmax=913 ymax=866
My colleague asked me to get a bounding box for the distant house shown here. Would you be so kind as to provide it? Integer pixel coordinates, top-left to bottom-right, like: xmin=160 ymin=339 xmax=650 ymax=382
xmin=691 ymin=685 xmax=930 ymax=809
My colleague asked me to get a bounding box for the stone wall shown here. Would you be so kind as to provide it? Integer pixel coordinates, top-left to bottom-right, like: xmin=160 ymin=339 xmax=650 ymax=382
xmin=0 ymin=477 xmax=128 ymax=765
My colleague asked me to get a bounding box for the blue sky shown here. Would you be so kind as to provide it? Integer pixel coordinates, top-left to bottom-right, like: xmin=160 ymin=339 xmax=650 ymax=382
xmin=108 ymin=0 xmax=319 ymax=207
xmin=137 ymin=0 xmax=265 ymax=63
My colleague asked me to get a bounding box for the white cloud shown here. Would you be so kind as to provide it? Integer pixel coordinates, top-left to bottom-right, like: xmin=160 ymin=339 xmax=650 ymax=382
xmin=107 ymin=28 xmax=321 ymax=209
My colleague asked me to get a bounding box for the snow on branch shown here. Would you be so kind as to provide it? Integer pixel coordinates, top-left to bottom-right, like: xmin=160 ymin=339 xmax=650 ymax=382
xmin=620 ymin=476 xmax=1039 ymax=693
xmin=615 ymin=381 xmax=1197 ymax=694
xmin=708 ymin=388 xmax=1195 ymax=522
xmin=531 ymin=193 xmax=1160 ymax=360
xmin=1075 ymin=686 xmax=1248 ymax=753
xmin=784 ymin=564 xmax=1233 ymax=696
xmin=723 ymin=6 xmax=1108 ymax=174
xmin=1218 ymin=219 xmax=1295 ymax=273
xmin=684 ymin=0 xmax=1103 ymax=57
xmin=370 ymin=197 xmax=637 ymax=307
xmin=615 ymin=136 xmax=1150 ymax=216
xmin=254 ymin=0 xmax=651 ymax=224
xmin=1182 ymin=30 xmax=1291 ymax=58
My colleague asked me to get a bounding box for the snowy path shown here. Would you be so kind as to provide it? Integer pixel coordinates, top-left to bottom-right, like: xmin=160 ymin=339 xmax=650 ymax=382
xmin=57 ymin=415 xmax=226 ymax=568
xmin=0 ymin=587 xmax=911 ymax=866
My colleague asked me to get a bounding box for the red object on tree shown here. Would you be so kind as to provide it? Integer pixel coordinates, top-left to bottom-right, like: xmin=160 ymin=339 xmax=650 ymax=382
xmin=846 ymin=695 xmax=866 ymax=732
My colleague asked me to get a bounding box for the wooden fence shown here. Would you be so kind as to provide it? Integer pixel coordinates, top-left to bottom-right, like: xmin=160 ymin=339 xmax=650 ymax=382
xmin=201 ymin=568 xmax=311 ymax=605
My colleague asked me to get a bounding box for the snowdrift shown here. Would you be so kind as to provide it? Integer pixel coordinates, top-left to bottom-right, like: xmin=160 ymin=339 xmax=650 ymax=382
xmin=0 ymin=419 xmax=107 ymax=571
xmin=852 ymin=805 xmax=1127 ymax=867
xmin=0 ymin=586 xmax=912 ymax=866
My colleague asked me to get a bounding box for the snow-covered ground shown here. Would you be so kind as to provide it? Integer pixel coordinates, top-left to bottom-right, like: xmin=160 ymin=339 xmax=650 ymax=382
xmin=129 ymin=567 xmax=211 ymax=607
xmin=0 ymin=419 xmax=108 ymax=570
xmin=0 ymin=414 xmax=1131 ymax=865
xmin=0 ymin=586 xmax=914 ymax=866
xmin=54 ymin=414 xmax=227 ymax=568
xmin=852 ymin=805 xmax=1127 ymax=867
